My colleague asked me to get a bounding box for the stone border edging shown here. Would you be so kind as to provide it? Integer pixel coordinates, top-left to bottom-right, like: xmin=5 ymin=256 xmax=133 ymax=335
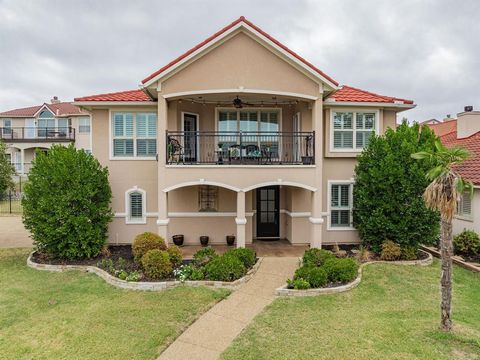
xmin=27 ymin=252 xmax=263 ymax=291
xmin=275 ymin=250 xmax=433 ymax=297
xmin=421 ymin=245 xmax=480 ymax=273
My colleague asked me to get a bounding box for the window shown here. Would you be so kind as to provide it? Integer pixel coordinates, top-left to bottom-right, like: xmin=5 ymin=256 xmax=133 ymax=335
xmin=457 ymin=192 xmax=472 ymax=218
xmin=198 ymin=185 xmax=218 ymax=212
xmin=38 ymin=110 xmax=55 ymax=137
xmin=330 ymin=182 xmax=353 ymax=228
xmin=2 ymin=119 xmax=12 ymax=136
xmin=79 ymin=117 xmax=90 ymax=134
xmin=126 ymin=187 xmax=146 ymax=223
xmin=112 ymin=112 xmax=157 ymax=158
xmin=332 ymin=111 xmax=377 ymax=150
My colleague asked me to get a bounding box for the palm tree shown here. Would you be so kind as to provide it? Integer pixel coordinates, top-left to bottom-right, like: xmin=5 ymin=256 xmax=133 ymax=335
xmin=412 ymin=140 xmax=472 ymax=331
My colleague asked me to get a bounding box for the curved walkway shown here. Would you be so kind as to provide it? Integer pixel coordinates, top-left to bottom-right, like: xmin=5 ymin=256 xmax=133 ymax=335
xmin=158 ymin=257 xmax=299 ymax=360
xmin=0 ymin=216 xmax=31 ymax=248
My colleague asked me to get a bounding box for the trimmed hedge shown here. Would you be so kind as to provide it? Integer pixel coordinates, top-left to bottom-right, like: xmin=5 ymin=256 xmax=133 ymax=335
xmin=323 ymin=258 xmax=358 ymax=283
xmin=204 ymin=253 xmax=246 ymax=281
xmin=141 ymin=249 xmax=172 ymax=280
xmin=225 ymin=248 xmax=256 ymax=268
xmin=132 ymin=232 xmax=166 ymax=263
xmin=454 ymin=229 xmax=480 ymax=256
xmin=167 ymin=245 xmax=183 ymax=268
xmin=302 ymin=249 xmax=335 ymax=267
xmin=193 ymin=247 xmax=218 ymax=267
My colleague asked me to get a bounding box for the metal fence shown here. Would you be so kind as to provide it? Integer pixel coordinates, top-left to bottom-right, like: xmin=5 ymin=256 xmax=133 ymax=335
xmin=0 ymin=175 xmax=25 ymax=214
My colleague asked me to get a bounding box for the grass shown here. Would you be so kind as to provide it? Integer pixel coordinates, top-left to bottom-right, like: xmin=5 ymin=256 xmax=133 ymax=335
xmin=0 ymin=248 xmax=229 ymax=359
xmin=221 ymin=260 xmax=480 ymax=360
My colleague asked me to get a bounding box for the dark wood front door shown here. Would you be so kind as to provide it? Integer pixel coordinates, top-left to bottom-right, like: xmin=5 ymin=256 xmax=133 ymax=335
xmin=256 ymin=186 xmax=280 ymax=238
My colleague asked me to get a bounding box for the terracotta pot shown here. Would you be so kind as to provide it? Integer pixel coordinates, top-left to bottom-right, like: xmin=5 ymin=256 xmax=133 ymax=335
xmin=200 ymin=236 xmax=209 ymax=247
xmin=172 ymin=234 xmax=184 ymax=246
xmin=226 ymin=235 xmax=235 ymax=246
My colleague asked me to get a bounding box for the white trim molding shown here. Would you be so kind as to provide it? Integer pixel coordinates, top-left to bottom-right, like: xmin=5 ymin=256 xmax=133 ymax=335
xmin=309 ymin=217 xmax=324 ymax=224
xmin=156 ymin=218 xmax=170 ymax=226
xmin=125 ymin=186 xmax=147 ymax=224
xmin=74 ymin=101 xmax=158 ymax=107
xmin=163 ymin=88 xmax=318 ymax=101
xmin=169 ymin=212 xmax=254 ymax=218
xmin=243 ymin=180 xmax=316 ymax=193
xmin=163 ymin=180 xmax=241 ymax=193
xmin=324 ymin=100 xmax=415 ymax=109
xmin=235 ymin=217 xmax=248 ymax=225
xmin=280 ymin=209 xmax=311 ymax=218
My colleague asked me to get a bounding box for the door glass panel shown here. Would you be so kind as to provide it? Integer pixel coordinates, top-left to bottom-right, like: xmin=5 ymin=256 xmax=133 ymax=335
xmin=260 ymin=201 xmax=267 ymax=211
xmin=260 ymin=213 xmax=267 ymax=222
xmin=268 ymin=189 xmax=275 ymax=200
xmin=268 ymin=201 xmax=274 ymax=211
xmin=267 ymin=213 xmax=274 ymax=223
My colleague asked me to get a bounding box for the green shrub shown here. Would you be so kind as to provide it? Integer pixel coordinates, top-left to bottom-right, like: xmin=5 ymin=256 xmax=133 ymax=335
xmin=323 ymin=258 xmax=358 ymax=283
xmin=175 ymin=264 xmax=205 ymax=281
xmin=125 ymin=271 xmax=142 ymax=282
xmin=225 ymin=248 xmax=256 ymax=268
xmin=204 ymin=253 xmax=246 ymax=281
xmin=306 ymin=267 xmax=328 ymax=288
xmin=454 ymin=229 xmax=480 ymax=256
xmin=353 ymin=122 xmax=440 ymax=253
xmin=116 ymin=270 xmax=128 ymax=280
xmin=141 ymin=249 xmax=172 ymax=280
xmin=288 ymin=278 xmax=310 ymax=290
xmin=22 ymin=145 xmax=113 ymax=259
xmin=132 ymin=232 xmax=166 ymax=262
xmin=0 ymin=140 xmax=14 ymax=194
xmin=193 ymin=247 xmax=218 ymax=267
xmin=167 ymin=245 xmax=183 ymax=268
xmin=294 ymin=265 xmax=313 ymax=281
xmin=401 ymin=246 xmax=418 ymax=260
xmin=302 ymin=248 xmax=335 ymax=267
xmin=380 ymin=240 xmax=401 ymax=261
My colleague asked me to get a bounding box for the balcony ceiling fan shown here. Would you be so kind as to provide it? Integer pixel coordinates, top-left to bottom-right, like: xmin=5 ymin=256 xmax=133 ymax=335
xmin=232 ymin=96 xmax=254 ymax=108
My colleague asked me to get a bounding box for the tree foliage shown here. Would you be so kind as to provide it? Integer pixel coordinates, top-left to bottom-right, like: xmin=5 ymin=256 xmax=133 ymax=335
xmin=353 ymin=121 xmax=440 ymax=253
xmin=23 ymin=145 xmax=113 ymax=259
xmin=0 ymin=140 xmax=14 ymax=194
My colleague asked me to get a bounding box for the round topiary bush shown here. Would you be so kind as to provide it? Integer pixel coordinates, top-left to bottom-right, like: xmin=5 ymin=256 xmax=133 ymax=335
xmin=204 ymin=253 xmax=246 ymax=281
xmin=225 ymin=248 xmax=256 ymax=268
xmin=167 ymin=245 xmax=183 ymax=268
xmin=294 ymin=265 xmax=313 ymax=281
xmin=454 ymin=229 xmax=480 ymax=256
xmin=193 ymin=246 xmax=218 ymax=267
xmin=141 ymin=249 xmax=172 ymax=280
xmin=22 ymin=145 xmax=113 ymax=259
xmin=132 ymin=232 xmax=166 ymax=262
xmin=323 ymin=258 xmax=358 ymax=283
xmin=302 ymin=248 xmax=335 ymax=267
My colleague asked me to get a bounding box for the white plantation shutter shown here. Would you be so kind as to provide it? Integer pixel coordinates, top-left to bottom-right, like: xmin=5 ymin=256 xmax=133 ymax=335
xmin=333 ymin=112 xmax=376 ymax=150
xmin=112 ymin=112 xmax=156 ymax=157
xmin=457 ymin=193 xmax=472 ymax=217
xmin=130 ymin=192 xmax=143 ymax=219
xmin=330 ymin=183 xmax=353 ymax=227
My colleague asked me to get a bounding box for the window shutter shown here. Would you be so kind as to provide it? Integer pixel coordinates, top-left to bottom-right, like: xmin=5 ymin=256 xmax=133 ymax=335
xmin=136 ymin=115 xmax=147 ymax=137
xmin=130 ymin=192 xmax=143 ymax=219
xmin=462 ymin=193 xmax=472 ymax=215
xmin=114 ymin=114 xmax=124 ymax=136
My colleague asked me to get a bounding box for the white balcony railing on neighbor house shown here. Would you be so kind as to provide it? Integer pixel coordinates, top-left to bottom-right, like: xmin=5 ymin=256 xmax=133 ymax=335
xmin=166 ymin=131 xmax=315 ymax=165
xmin=11 ymin=162 xmax=31 ymax=175
xmin=0 ymin=127 xmax=75 ymax=142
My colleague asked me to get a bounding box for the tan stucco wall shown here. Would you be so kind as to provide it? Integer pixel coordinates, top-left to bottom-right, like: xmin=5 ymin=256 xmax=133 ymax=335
xmin=109 ymin=217 xmax=158 ymax=244
xmin=457 ymin=111 xmax=480 ymax=139
xmin=161 ymin=32 xmax=319 ymax=97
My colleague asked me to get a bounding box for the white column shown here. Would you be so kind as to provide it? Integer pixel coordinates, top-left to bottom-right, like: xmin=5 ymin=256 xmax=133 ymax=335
xmin=157 ymin=95 xmax=169 ymax=244
xmin=236 ymin=191 xmax=246 ymax=248
xmin=20 ymin=148 xmax=25 ymax=175
xmin=310 ymin=97 xmax=324 ymax=248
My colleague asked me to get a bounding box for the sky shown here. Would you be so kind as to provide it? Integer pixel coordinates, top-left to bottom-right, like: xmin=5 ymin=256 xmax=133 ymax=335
xmin=0 ymin=0 xmax=479 ymax=122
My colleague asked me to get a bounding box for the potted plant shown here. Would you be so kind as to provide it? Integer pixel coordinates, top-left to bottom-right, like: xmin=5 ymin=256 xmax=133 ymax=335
xmin=172 ymin=234 xmax=184 ymax=246
xmin=301 ymin=156 xmax=313 ymax=165
xmin=200 ymin=236 xmax=209 ymax=247
xmin=226 ymin=235 xmax=235 ymax=246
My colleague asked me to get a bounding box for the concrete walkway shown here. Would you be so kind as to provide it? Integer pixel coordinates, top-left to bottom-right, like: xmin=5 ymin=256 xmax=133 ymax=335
xmin=0 ymin=216 xmax=32 ymax=248
xmin=158 ymin=257 xmax=299 ymax=360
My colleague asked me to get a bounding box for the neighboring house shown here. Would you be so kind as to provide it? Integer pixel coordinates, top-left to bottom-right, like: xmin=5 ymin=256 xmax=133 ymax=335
xmin=426 ymin=108 xmax=480 ymax=235
xmin=419 ymin=118 xmax=441 ymax=125
xmin=74 ymin=16 xmax=415 ymax=247
xmin=0 ymin=97 xmax=91 ymax=175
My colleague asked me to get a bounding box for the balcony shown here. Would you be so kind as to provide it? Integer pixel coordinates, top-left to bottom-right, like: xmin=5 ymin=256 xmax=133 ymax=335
xmin=166 ymin=131 xmax=315 ymax=165
xmin=0 ymin=127 xmax=75 ymax=142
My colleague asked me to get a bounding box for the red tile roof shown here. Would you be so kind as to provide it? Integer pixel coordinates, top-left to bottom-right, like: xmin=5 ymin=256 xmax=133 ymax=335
xmin=440 ymin=130 xmax=480 ymax=185
xmin=326 ymin=85 xmax=414 ymax=104
xmin=141 ymin=16 xmax=338 ymax=86
xmin=0 ymin=102 xmax=87 ymax=117
xmin=424 ymin=120 xmax=457 ymax=137
xmin=74 ymin=89 xmax=152 ymax=102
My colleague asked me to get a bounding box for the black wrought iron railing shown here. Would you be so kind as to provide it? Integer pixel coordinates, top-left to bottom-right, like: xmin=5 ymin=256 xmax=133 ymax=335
xmin=166 ymin=131 xmax=315 ymax=165
xmin=0 ymin=127 xmax=75 ymax=142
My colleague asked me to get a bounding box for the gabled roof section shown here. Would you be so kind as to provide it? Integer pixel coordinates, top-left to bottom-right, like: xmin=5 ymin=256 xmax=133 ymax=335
xmin=440 ymin=130 xmax=480 ymax=185
xmin=0 ymin=102 xmax=87 ymax=117
xmin=325 ymin=85 xmax=414 ymax=105
xmin=141 ymin=16 xmax=338 ymax=88
xmin=74 ymin=89 xmax=153 ymax=102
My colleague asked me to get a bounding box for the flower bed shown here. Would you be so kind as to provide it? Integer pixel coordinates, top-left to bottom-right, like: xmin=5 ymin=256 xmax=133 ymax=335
xmin=277 ymin=248 xmax=433 ymax=297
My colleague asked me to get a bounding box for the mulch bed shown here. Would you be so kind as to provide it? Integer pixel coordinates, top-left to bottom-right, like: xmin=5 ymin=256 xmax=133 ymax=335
xmin=321 ymin=244 xmax=429 ymax=263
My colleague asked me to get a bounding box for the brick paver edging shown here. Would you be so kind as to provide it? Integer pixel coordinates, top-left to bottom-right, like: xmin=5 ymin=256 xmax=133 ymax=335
xmin=421 ymin=245 xmax=480 ymax=273
xmin=27 ymin=252 xmax=263 ymax=291
xmin=276 ymin=250 xmax=433 ymax=297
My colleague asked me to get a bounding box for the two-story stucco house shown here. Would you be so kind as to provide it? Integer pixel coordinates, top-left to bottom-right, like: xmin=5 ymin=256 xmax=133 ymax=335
xmin=0 ymin=97 xmax=91 ymax=175
xmin=74 ymin=17 xmax=415 ymax=248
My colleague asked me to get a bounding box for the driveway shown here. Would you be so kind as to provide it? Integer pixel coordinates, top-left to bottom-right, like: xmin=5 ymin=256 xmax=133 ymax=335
xmin=0 ymin=216 xmax=32 ymax=248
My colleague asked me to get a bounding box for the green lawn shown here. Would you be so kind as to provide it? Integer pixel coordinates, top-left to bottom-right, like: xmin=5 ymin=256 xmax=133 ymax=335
xmin=221 ymin=260 xmax=480 ymax=360
xmin=0 ymin=248 xmax=229 ymax=360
